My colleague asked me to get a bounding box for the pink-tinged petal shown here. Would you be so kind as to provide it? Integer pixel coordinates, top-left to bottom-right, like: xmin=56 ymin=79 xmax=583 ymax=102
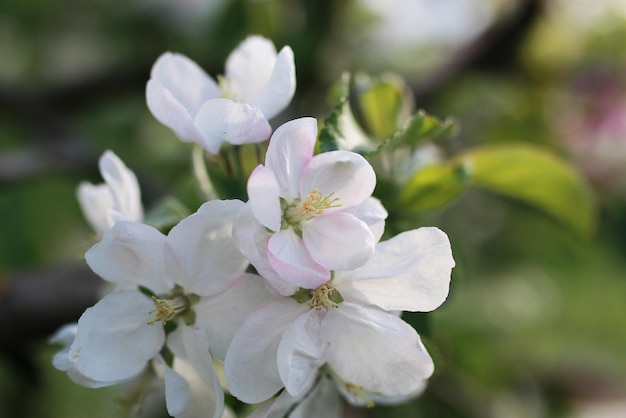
xmin=68 ymin=290 xmax=166 ymax=385
xmin=165 ymin=199 xmax=247 ymax=296
xmin=341 ymin=197 xmax=388 ymax=242
xmin=232 ymin=204 xmax=299 ymax=296
xmin=85 ymin=221 xmax=170 ymax=293
xmin=194 ymin=98 xmax=271 ymax=154
xmin=248 ymin=165 xmax=282 ymax=231
xmin=99 ymin=150 xmax=143 ymax=224
xmin=194 ymin=273 xmax=278 ymax=361
xmin=150 ymin=52 xmax=219 ymax=116
xmin=224 ymin=298 xmax=307 ymax=404
xmin=225 ymin=35 xmax=277 ymax=103
xmin=277 ymin=309 xmax=324 ymax=397
xmin=77 ymin=182 xmax=114 ymax=237
xmin=265 ymin=118 xmax=317 ymax=200
xmin=300 ymin=150 xmax=376 ymax=211
xmin=322 ymin=302 xmax=434 ymax=397
xmin=146 ymin=79 xmax=206 ymax=144
xmin=165 ymin=324 xmax=224 ymax=418
xmin=334 ymin=228 xmax=454 ymax=312
xmin=303 ymin=213 xmax=375 ymax=271
xmin=267 ymin=230 xmax=330 ymax=289
xmin=251 ymin=45 xmax=296 ymax=119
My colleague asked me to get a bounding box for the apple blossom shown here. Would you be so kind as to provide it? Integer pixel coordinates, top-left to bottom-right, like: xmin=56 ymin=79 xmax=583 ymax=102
xmin=146 ymin=35 xmax=296 ymax=154
xmin=56 ymin=199 xmax=276 ymax=417
xmin=77 ymin=150 xmax=143 ymax=237
xmin=233 ymin=117 xmax=388 ymax=295
xmin=225 ymin=227 xmax=454 ymax=408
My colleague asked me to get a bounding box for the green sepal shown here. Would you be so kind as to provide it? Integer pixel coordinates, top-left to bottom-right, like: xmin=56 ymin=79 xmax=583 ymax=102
xmin=329 ymin=288 xmax=344 ymax=305
xmin=291 ymin=288 xmax=312 ymax=304
xmin=318 ymin=72 xmax=351 ymax=153
xmin=143 ymin=197 xmax=191 ymax=232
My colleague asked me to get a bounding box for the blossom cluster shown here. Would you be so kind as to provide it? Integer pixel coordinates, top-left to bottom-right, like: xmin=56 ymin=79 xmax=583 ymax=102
xmin=51 ymin=35 xmax=455 ymax=418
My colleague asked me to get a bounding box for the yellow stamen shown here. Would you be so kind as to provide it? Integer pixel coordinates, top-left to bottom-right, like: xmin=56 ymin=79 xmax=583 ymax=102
xmin=147 ymin=295 xmax=188 ymax=325
xmin=345 ymin=383 xmax=374 ymax=408
xmin=309 ymin=283 xmax=340 ymax=310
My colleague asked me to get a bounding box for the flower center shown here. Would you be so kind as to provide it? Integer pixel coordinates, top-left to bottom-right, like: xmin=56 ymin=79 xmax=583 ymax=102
xmin=308 ymin=283 xmax=343 ymax=310
xmin=147 ymin=295 xmax=189 ymax=326
xmin=282 ymin=189 xmax=341 ymax=232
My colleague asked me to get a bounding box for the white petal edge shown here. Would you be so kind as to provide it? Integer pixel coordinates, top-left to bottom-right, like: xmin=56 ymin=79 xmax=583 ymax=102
xmin=303 ymin=213 xmax=375 ymax=271
xmin=224 ymin=298 xmax=307 ymax=404
xmin=335 ymin=227 xmax=455 ymax=312
xmin=232 ymin=204 xmax=300 ymax=296
xmin=277 ymin=309 xmax=324 ymax=397
xmin=248 ymin=165 xmax=282 ymax=231
xmin=225 ymin=35 xmax=277 ymax=103
xmin=85 ymin=221 xmax=171 ymax=293
xmin=251 ymin=45 xmax=296 ymax=119
xmin=322 ymin=302 xmax=434 ymax=397
xmin=68 ymin=290 xmax=166 ymax=385
xmin=165 ymin=199 xmax=247 ymax=296
xmin=265 ymin=117 xmax=317 ymax=200
xmin=267 ymin=229 xmax=330 ymax=289
xmin=194 ymin=98 xmax=271 ymax=154
xmin=300 ymin=150 xmax=376 ymax=211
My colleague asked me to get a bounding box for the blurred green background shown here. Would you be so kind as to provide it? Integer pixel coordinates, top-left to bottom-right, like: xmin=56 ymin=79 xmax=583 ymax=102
xmin=2 ymin=0 xmax=626 ymax=417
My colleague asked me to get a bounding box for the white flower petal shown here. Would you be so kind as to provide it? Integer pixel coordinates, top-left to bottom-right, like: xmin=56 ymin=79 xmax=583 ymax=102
xmin=341 ymin=197 xmax=388 ymax=242
xmin=303 ymin=213 xmax=375 ymax=271
xmin=322 ymin=302 xmax=434 ymax=397
xmin=194 ymin=273 xmax=278 ymax=361
xmin=50 ymin=323 xmax=77 ymax=372
xmin=247 ymin=375 xmax=342 ymax=418
xmin=85 ymin=221 xmax=170 ymax=293
xmin=336 ymin=376 xmax=427 ymax=406
xmin=300 ymin=150 xmax=376 ymax=211
xmin=146 ymin=79 xmax=206 ymax=144
xmin=277 ymin=309 xmax=324 ymax=397
xmin=224 ymin=298 xmax=307 ymax=404
xmin=68 ymin=290 xmax=166 ymax=385
xmin=335 ymin=228 xmax=455 ymax=312
xmin=248 ymin=165 xmax=282 ymax=231
xmin=267 ymin=230 xmax=330 ymax=289
xmin=98 ymin=150 xmax=143 ymax=225
xmin=165 ymin=324 xmax=224 ymax=418
xmin=194 ymin=98 xmax=271 ymax=154
xmin=250 ymin=45 xmax=296 ymax=119
xmin=232 ymin=204 xmax=300 ymax=296
xmin=289 ymin=376 xmax=343 ymax=418
xmin=225 ymin=35 xmax=277 ymax=103
xmin=265 ymin=118 xmax=317 ymax=200
xmin=77 ymin=182 xmax=114 ymax=237
xmin=150 ymin=52 xmax=220 ymax=117
xmin=165 ymin=199 xmax=247 ymax=296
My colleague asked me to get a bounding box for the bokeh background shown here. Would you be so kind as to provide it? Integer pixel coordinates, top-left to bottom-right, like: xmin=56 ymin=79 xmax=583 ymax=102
xmin=2 ymin=0 xmax=626 ymax=417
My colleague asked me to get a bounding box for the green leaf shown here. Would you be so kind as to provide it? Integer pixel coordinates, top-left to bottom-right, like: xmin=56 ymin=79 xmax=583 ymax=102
xmin=318 ymin=72 xmax=350 ymax=153
xmin=399 ymin=163 xmax=467 ymax=211
xmin=458 ymin=145 xmax=595 ymax=237
xmin=356 ymin=73 xmax=408 ymax=140
xmin=366 ymin=110 xmax=456 ymax=158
